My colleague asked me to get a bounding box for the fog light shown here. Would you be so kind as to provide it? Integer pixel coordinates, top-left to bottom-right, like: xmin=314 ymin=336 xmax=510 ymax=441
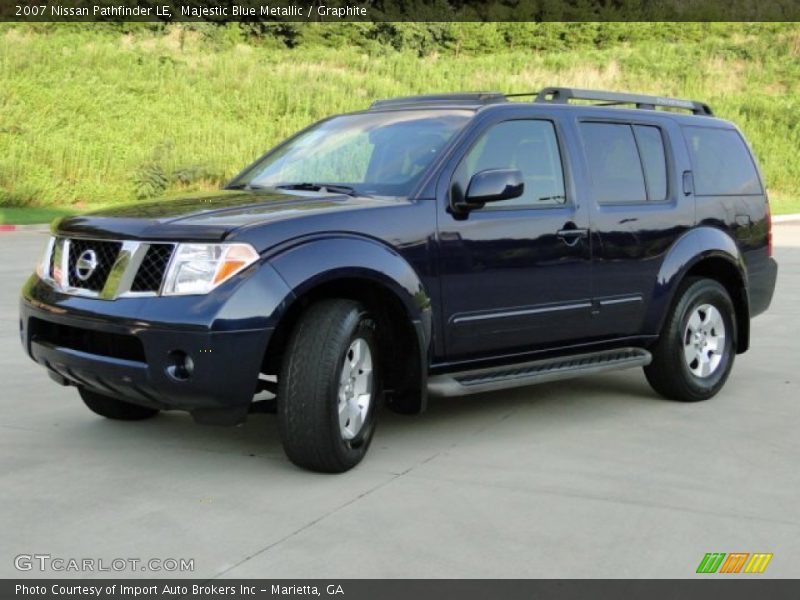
xmin=167 ymin=350 xmax=194 ymax=381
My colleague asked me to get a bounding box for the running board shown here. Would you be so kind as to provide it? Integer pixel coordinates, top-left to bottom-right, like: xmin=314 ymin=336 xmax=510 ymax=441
xmin=427 ymin=347 xmax=652 ymax=397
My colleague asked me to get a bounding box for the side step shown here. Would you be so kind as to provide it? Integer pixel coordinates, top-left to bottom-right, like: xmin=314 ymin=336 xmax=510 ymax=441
xmin=427 ymin=347 xmax=652 ymax=397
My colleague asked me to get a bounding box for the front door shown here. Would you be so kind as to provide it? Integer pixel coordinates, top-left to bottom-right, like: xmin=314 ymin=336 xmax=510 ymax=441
xmin=436 ymin=114 xmax=593 ymax=360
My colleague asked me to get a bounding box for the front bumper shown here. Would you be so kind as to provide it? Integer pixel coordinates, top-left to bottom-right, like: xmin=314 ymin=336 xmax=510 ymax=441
xmin=20 ymin=267 xmax=290 ymax=424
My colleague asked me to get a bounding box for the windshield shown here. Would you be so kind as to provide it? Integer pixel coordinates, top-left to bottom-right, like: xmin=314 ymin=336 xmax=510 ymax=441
xmin=230 ymin=109 xmax=473 ymax=197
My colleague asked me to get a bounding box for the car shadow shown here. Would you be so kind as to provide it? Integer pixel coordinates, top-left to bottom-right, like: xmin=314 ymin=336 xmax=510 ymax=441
xmin=65 ymin=369 xmax=659 ymax=470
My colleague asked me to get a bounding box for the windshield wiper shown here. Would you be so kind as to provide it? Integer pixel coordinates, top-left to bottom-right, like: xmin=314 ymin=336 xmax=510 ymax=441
xmin=226 ymin=183 xmax=270 ymax=191
xmin=275 ymin=183 xmax=364 ymax=197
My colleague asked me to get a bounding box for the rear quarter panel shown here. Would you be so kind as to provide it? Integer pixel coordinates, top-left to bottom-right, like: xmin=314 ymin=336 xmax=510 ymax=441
xmin=690 ymin=124 xmax=773 ymax=316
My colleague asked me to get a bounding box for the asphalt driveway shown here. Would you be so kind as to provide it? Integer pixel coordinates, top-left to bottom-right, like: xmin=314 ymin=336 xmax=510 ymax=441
xmin=2 ymin=224 xmax=798 ymax=579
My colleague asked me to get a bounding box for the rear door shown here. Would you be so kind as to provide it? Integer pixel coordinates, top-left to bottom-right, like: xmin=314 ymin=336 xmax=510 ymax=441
xmin=435 ymin=108 xmax=593 ymax=359
xmin=574 ymin=115 xmax=694 ymax=338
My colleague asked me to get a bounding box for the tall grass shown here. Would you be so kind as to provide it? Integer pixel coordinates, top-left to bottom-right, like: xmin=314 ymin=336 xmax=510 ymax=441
xmin=0 ymin=23 xmax=798 ymax=208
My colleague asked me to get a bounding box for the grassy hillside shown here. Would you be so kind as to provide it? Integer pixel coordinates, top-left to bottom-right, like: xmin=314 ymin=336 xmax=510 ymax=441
xmin=1 ymin=23 xmax=799 ymax=215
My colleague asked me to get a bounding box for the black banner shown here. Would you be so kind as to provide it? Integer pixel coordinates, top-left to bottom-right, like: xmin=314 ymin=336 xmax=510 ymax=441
xmin=2 ymin=0 xmax=800 ymax=22
xmin=5 ymin=580 xmax=800 ymax=600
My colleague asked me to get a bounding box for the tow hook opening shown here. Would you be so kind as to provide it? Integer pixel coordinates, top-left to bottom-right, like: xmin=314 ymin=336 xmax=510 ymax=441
xmin=166 ymin=350 xmax=194 ymax=381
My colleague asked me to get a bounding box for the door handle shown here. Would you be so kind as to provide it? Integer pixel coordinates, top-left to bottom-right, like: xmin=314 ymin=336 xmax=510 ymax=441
xmin=557 ymin=228 xmax=588 ymax=247
xmin=682 ymin=170 xmax=694 ymax=196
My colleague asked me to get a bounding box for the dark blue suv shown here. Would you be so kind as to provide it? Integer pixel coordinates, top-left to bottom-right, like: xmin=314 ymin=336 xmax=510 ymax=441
xmin=20 ymin=88 xmax=778 ymax=472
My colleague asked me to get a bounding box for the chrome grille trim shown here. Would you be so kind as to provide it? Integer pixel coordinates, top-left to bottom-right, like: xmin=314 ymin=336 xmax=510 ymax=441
xmin=59 ymin=239 xmax=70 ymax=289
xmin=100 ymin=240 xmax=149 ymax=299
xmin=43 ymin=236 xmax=56 ymax=279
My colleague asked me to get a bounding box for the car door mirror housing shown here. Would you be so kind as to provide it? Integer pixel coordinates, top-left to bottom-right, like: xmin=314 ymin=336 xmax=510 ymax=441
xmin=459 ymin=169 xmax=525 ymax=210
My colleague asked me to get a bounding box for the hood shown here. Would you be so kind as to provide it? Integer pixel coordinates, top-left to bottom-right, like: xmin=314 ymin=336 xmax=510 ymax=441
xmin=54 ymin=189 xmax=400 ymax=242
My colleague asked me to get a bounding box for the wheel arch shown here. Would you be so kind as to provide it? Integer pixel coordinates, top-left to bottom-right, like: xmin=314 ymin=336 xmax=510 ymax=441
xmin=264 ymin=236 xmax=433 ymax=414
xmin=648 ymin=227 xmax=750 ymax=353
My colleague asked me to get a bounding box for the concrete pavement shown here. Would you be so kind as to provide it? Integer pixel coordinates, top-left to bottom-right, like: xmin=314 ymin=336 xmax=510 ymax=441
xmin=2 ymin=225 xmax=798 ymax=579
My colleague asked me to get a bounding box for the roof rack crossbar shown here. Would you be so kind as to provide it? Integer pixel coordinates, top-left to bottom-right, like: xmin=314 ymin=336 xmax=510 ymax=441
xmin=534 ymin=87 xmax=713 ymax=116
xmin=370 ymin=92 xmax=507 ymax=110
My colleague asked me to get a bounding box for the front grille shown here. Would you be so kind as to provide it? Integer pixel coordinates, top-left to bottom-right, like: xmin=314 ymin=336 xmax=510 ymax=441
xmin=131 ymin=244 xmax=174 ymax=292
xmin=66 ymin=239 xmax=122 ymax=291
xmin=47 ymin=237 xmax=174 ymax=298
xmin=29 ymin=317 xmax=146 ymax=362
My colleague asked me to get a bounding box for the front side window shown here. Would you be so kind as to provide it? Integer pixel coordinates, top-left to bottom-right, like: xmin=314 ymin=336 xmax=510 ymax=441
xmin=454 ymin=119 xmax=567 ymax=208
xmin=232 ymin=109 xmax=473 ymax=197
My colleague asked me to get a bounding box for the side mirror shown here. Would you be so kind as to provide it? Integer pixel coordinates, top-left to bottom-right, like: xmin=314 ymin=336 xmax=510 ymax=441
xmin=461 ymin=169 xmax=524 ymax=210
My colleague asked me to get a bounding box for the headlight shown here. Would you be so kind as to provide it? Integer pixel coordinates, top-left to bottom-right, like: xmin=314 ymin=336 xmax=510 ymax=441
xmin=36 ymin=236 xmax=56 ymax=281
xmin=162 ymin=243 xmax=259 ymax=296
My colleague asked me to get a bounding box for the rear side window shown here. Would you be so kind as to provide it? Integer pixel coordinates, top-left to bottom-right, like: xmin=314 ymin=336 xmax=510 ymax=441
xmin=683 ymin=126 xmax=762 ymax=196
xmin=581 ymin=123 xmax=646 ymax=204
xmin=580 ymin=122 xmax=669 ymax=204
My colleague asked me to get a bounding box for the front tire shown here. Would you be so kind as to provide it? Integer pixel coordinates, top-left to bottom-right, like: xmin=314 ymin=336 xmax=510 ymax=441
xmin=277 ymin=299 xmax=380 ymax=473
xmin=79 ymin=388 xmax=160 ymax=420
xmin=645 ymin=278 xmax=737 ymax=402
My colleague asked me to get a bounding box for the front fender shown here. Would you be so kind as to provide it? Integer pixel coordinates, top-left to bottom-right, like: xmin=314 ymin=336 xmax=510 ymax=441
xmin=645 ymin=226 xmax=747 ymax=335
xmin=268 ymin=234 xmax=431 ymax=323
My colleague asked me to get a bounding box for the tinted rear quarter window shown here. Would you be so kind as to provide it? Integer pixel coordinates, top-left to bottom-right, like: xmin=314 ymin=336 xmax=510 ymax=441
xmin=683 ymin=126 xmax=762 ymax=196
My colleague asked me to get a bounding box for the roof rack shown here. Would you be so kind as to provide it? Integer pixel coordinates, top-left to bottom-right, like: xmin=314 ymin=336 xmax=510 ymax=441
xmin=534 ymin=87 xmax=713 ymax=116
xmin=368 ymin=88 xmax=714 ymax=116
xmin=370 ymin=92 xmax=507 ymax=110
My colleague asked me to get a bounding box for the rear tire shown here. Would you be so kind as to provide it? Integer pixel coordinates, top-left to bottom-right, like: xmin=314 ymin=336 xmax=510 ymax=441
xmin=277 ymin=299 xmax=380 ymax=473
xmin=644 ymin=278 xmax=737 ymax=402
xmin=79 ymin=388 xmax=160 ymax=420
